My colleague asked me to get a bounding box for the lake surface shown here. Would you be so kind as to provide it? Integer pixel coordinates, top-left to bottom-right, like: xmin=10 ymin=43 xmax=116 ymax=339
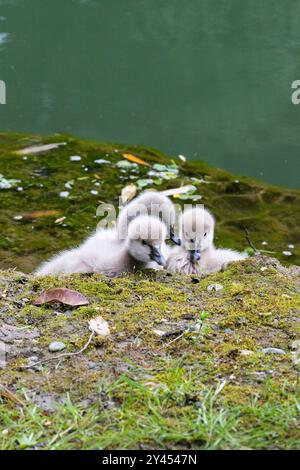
xmin=0 ymin=0 xmax=300 ymax=188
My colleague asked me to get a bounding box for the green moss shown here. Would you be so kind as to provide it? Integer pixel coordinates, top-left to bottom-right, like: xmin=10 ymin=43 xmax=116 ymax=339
xmin=0 ymin=132 xmax=299 ymax=272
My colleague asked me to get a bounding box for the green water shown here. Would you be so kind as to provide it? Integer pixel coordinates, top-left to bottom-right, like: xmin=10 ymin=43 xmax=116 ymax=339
xmin=0 ymin=0 xmax=300 ymax=188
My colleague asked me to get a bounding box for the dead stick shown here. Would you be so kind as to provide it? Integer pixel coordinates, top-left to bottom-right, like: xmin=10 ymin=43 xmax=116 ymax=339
xmin=243 ymin=225 xmax=258 ymax=252
xmin=0 ymin=384 xmax=25 ymax=406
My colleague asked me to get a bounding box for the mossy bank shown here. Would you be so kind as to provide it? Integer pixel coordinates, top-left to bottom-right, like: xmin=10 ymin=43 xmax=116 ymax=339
xmin=0 ymin=257 xmax=299 ymax=449
xmin=0 ymin=133 xmax=299 ymax=449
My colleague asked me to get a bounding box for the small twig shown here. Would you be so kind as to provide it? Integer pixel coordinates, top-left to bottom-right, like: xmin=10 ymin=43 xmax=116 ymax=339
xmin=18 ymin=331 xmax=95 ymax=370
xmin=159 ymin=331 xmax=186 ymax=350
xmin=0 ymin=384 xmax=25 ymax=406
xmin=242 ymin=225 xmax=258 ymax=252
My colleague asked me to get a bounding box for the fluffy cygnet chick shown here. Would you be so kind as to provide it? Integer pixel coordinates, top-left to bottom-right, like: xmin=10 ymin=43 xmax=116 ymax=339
xmin=166 ymin=207 xmax=247 ymax=275
xmin=117 ymin=190 xmax=180 ymax=245
xmin=35 ymin=215 xmax=167 ymax=277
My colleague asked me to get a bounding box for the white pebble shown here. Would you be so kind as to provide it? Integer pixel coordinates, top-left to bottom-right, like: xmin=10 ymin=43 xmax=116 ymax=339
xmin=90 ymin=190 xmax=98 ymax=195
xmin=70 ymin=155 xmax=81 ymax=162
xmin=94 ymin=159 xmax=109 ymax=164
xmin=17 ymin=187 xmax=23 ymax=191
xmin=287 ymin=244 xmax=294 ymax=249
xmin=282 ymin=251 xmax=292 ymax=256
xmin=59 ymin=191 xmax=70 ymax=198
xmin=261 ymin=241 xmax=268 ymax=246
xmin=13 ymin=215 xmax=23 ymax=220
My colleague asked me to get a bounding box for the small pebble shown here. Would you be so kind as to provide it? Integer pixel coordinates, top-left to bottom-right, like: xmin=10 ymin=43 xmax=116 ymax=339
xmin=59 ymin=191 xmax=69 ymax=198
xmin=13 ymin=215 xmax=23 ymax=220
xmin=287 ymin=244 xmax=295 ymax=249
xmin=17 ymin=187 xmax=23 ymax=191
xmin=27 ymin=355 xmax=39 ymax=363
xmin=90 ymin=190 xmax=98 ymax=195
xmin=262 ymin=347 xmax=286 ymax=355
xmin=207 ymin=283 xmax=223 ymax=293
xmin=282 ymin=251 xmax=292 ymax=256
xmin=70 ymin=155 xmax=81 ymax=162
xmin=261 ymin=241 xmax=268 ymax=246
xmin=48 ymin=341 xmax=65 ymax=353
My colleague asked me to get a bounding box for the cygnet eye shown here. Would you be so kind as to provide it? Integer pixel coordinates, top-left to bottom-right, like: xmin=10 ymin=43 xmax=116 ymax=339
xmin=190 ymin=239 xmax=195 ymax=243
xmin=204 ymin=232 xmax=207 ymax=238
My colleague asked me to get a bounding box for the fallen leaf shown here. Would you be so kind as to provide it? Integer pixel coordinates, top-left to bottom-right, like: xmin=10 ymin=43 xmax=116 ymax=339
xmin=88 ymin=316 xmax=110 ymax=338
xmin=34 ymin=288 xmax=89 ymax=307
xmin=121 ymin=184 xmax=137 ymax=205
xmin=136 ymin=179 xmax=154 ymax=189
xmin=161 ymin=185 xmax=197 ymax=197
xmin=15 ymin=142 xmax=67 ymax=155
xmin=122 ymin=153 xmax=150 ymax=166
xmin=23 ymin=210 xmax=61 ymax=220
xmin=55 ymin=216 xmax=66 ymax=224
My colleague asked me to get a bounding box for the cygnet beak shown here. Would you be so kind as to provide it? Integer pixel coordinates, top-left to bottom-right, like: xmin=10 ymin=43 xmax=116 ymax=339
xmin=150 ymin=246 xmax=166 ymax=266
xmin=189 ymin=250 xmax=201 ymax=264
xmin=170 ymin=227 xmax=181 ymax=246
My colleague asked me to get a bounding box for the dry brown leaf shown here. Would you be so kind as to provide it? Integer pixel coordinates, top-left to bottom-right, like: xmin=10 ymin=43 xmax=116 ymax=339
xmin=15 ymin=142 xmax=67 ymax=155
xmin=161 ymin=185 xmax=196 ymax=197
xmin=88 ymin=316 xmax=110 ymax=338
xmin=34 ymin=288 xmax=89 ymax=307
xmin=23 ymin=210 xmax=61 ymax=220
xmin=121 ymin=184 xmax=137 ymax=205
xmin=122 ymin=153 xmax=150 ymax=166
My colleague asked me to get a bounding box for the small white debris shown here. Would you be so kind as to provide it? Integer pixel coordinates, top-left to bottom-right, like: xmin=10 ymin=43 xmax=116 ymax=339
xmin=90 ymin=190 xmax=98 ymax=195
xmin=22 ymin=156 xmax=28 ymax=160
xmin=287 ymin=244 xmax=295 ymax=249
xmin=13 ymin=215 xmax=23 ymax=220
xmin=240 ymin=350 xmax=254 ymax=356
xmin=282 ymin=251 xmax=292 ymax=256
xmin=59 ymin=191 xmax=70 ymax=198
xmin=178 ymin=154 xmax=186 ymax=162
xmin=17 ymin=187 xmax=23 ymax=191
xmin=94 ymin=159 xmax=109 ymax=164
xmin=153 ymin=329 xmax=166 ymax=337
xmin=207 ymin=283 xmax=223 ymax=293
xmin=69 ymin=155 xmax=81 ymax=162
xmin=89 ymin=316 xmax=110 ymax=338
xmin=261 ymin=241 xmax=268 ymax=246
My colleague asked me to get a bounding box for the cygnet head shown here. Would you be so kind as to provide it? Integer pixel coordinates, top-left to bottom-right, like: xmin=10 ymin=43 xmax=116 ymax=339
xmin=118 ymin=190 xmax=181 ymax=245
xmin=127 ymin=215 xmax=167 ymax=266
xmin=180 ymin=207 xmax=215 ymax=263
